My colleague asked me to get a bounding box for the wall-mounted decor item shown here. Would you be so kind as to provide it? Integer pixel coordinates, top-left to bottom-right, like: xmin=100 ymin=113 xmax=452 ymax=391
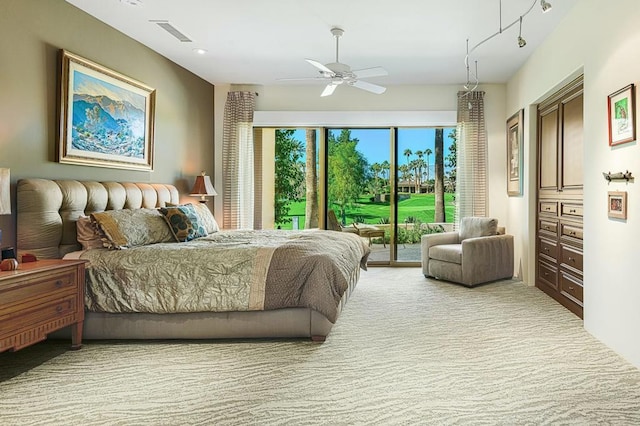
xmin=602 ymin=170 xmax=633 ymax=182
xmin=608 ymin=84 xmax=635 ymax=146
xmin=506 ymin=109 xmax=524 ymax=196
xmin=607 ymin=191 xmax=627 ymax=219
xmin=58 ymin=50 xmax=155 ymax=171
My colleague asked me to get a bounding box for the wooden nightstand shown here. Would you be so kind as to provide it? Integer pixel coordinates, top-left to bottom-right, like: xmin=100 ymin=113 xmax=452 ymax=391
xmin=0 ymin=259 xmax=85 ymax=353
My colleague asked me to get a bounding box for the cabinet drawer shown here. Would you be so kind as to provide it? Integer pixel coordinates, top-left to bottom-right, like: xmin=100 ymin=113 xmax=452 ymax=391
xmin=539 ymin=202 xmax=558 ymax=215
xmin=538 ymin=261 xmax=558 ymax=289
xmin=538 ymin=238 xmax=557 ymax=260
xmin=561 ymin=223 xmax=583 ymax=240
xmin=560 ymin=272 xmax=583 ymax=304
xmin=0 ymin=270 xmax=77 ymax=309
xmin=561 ymin=245 xmax=583 ymax=273
xmin=561 ymin=203 xmax=583 ymax=218
xmin=539 ymin=219 xmax=558 ymax=236
xmin=0 ymin=296 xmax=77 ymax=336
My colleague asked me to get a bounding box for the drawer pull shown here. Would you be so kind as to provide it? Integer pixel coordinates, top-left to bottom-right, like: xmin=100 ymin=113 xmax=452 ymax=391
xmin=569 ymin=209 xmax=576 ymax=213
xmin=55 ymin=280 xmax=63 ymax=288
xmin=543 ymin=247 xmax=549 ymax=251
xmin=568 ymin=257 xmax=575 ymax=262
xmin=543 ymin=272 xmax=549 ymax=277
xmin=569 ymin=286 xmax=574 ymax=291
xmin=56 ymin=305 xmax=63 ymax=313
xmin=569 ymin=231 xmax=576 ymax=236
xmin=545 ymin=207 xmax=551 ymax=211
xmin=544 ymin=226 xmax=550 ymax=230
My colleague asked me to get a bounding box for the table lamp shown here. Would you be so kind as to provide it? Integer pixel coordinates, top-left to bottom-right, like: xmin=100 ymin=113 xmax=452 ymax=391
xmin=189 ymin=171 xmax=217 ymax=203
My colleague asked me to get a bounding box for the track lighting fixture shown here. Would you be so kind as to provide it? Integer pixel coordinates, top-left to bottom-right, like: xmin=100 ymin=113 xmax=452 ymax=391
xmin=540 ymin=0 xmax=552 ymax=13
xmin=517 ymin=16 xmax=526 ymax=48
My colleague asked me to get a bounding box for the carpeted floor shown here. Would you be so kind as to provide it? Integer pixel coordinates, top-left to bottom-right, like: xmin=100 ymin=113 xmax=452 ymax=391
xmin=1 ymin=267 xmax=640 ymax=425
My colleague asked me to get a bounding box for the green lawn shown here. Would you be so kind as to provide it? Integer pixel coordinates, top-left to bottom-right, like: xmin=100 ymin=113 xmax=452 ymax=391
xmin=280 ymin=193 xmax=455 ymax=229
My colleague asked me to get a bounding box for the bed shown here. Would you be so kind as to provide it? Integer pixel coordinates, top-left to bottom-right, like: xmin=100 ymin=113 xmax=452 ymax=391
xmin=16 ymin=178 xmax=370 ymax=342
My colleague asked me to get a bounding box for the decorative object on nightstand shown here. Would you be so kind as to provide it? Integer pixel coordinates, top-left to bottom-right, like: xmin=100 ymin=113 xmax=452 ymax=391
xmin=0 ymin=168 xmax=10 ymax=249
xmin=190 ymin=171 xmax=217 ymax=203
xmin=0 ymin=259 xmax=86 ymax=352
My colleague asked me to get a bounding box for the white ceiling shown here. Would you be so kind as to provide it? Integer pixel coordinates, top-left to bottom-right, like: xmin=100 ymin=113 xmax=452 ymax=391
xmin=65 ymin=0 xmax=577 ymax=87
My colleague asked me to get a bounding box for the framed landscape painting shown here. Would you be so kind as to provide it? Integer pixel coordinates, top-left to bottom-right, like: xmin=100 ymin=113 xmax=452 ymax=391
xmin=608 ymin=84 xmax=635 ymax=146
xmin=58 ymin=50 xmax=155 ymax=170
xmin=507 ymin=109 xmax=524 ymax=196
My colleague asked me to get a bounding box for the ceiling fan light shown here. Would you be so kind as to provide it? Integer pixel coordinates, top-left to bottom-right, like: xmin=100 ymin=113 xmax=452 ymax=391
xmin=540 ymin=0 xmax=552 ymax=13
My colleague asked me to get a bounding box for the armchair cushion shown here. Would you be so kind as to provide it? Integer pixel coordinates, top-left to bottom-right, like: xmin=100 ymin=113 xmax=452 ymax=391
xmin=428 ymin=244 xmax=462 ymax=264
xmin=459 ymin=217 xmax=498 ymax=241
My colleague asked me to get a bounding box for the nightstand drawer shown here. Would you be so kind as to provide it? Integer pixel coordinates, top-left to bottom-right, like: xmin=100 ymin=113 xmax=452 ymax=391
xmin=0 ymin=295 xmax=77 ymax=336
xmin=0 ymin=270 xmax=77 ymax=309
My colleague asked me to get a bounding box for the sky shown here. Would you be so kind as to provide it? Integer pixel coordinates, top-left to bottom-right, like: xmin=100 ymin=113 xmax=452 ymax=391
xmin=291 ymin=127 xmax=456 ymax=170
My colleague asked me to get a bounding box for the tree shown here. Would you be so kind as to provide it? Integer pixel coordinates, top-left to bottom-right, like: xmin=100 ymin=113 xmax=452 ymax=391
xmin=434 ymin=128 xmax=446 ymax=222
xmin=446 ymin=129 xmax=458 ymax=192
xmin=304 ymin=129 xmax=318 ymax=229
xmin=424 ymin=148 xmax=433 ymax=190
xmin=328 ymin=129 xmax=368 ymax=223
xmin=274 ymin=129 xmax=305 ymax=226
xmin=415 ymin=150 xmax=424 ymax=192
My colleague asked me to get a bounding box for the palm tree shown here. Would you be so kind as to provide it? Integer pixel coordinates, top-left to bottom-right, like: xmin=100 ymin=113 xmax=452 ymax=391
xmin=415 ymin=151 xmax=424 ymax=193
xmin=424 ymin=148 xmax=432 ymax=190
xmin=434 ymin=129 xmax=445 ymax=222
xmin=304 ymin=129 xmax=318 ymax=228
xmin=403 ymin=148 xmax=412 ymax=167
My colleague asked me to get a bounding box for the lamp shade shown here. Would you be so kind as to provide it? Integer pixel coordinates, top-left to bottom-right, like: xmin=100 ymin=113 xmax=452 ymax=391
xmin=0 ymin=168 xmax=10 ymax=215
xmin=190 ymin=171 xmax=217 ymax=202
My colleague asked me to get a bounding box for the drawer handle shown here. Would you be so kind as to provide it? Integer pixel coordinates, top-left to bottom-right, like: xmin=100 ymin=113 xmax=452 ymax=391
xmin=569 ymin=286 xmax=574 ymax=291
xmin=56 ymin=305 xmax=63 ymax=313
xmin=569 ymin=231 xmax=576 ymax=236
xmin=543 ymin=272 xmax=549 ymax=277
xmin=569 ymin=209 xmax=576 ymax=213
xmin=568 ymin=257 xmax=575 ymax=262
xmin=55 ymin=280 xmax=63 ymax=288
xmin=544 ymin=226 xmax=550 ymax=230
xmin=545 ymin=207 xmax=551 ymax=211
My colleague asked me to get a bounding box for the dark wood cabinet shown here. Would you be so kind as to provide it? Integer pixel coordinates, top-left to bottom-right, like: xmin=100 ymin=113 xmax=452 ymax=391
xmin=536 ymin=76 xmax=584 ymax=318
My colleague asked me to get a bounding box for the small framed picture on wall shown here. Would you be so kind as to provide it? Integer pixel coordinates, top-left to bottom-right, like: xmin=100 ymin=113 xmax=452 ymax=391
xmin=506 ymin=109 xmax=524 ymax=196
xmin=608 ymin=84 xmax=636 ymax=146
xmin=607 ymin=191 xmax=627 ymax=219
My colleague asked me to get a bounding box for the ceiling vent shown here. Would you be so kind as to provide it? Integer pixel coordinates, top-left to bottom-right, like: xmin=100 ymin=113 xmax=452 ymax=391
xmin=150 ymin=20 xmax=192 ymax=42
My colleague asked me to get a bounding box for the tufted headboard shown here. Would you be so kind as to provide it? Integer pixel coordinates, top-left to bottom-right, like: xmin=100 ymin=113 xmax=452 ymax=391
xmin=16 ymin=179 xmax=180 ymax=260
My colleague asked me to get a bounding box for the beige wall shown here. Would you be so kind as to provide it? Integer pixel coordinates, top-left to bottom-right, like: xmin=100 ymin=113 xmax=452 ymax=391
xmin=507 ymin=0 xmax=640 ymax=368
xmin=0 ymin=0 xmax=214 ymax=248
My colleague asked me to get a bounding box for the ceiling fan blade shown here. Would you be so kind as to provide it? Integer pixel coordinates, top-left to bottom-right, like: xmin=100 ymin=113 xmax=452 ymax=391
xmin=350 ymin=80 xmax=386 ymax=95
xmin=276 ymin=77 xmax=326 ymax=82
xmin=352 ymin=67 xmax=388 ymax=79
xmin=306 ymin=58 xmax=334 ymax=74
xmin=320 ymin=83 xmax=338 ymax=97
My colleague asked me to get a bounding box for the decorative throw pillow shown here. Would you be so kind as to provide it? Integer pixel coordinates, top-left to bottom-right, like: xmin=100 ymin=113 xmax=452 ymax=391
xmin=192 ymin=202 xmax=220 ymax=233
xmin=90 ymin=208 xmax=175 ymax=249
xmin=159 ymin=204 xmax=208 ymax=242
xmin=76 ymin=215 xmax=104 ymax=250
xmin=459 ymin=217 xmax=498 ymax=241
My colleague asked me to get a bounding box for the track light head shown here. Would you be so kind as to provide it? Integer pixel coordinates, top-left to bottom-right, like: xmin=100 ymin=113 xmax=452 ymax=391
xmin=540 ymin=0 xmax=552 ymax=13
xmin=517 ymin=16 xmax=526 ymax=48
xmin=518 ymin=36 xmax=527 ymax=48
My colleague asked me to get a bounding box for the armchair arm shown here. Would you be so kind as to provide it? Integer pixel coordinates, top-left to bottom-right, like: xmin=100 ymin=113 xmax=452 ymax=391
xmin=460 ymin=234 xmax=514 ymax=285
xmin=421 ymin=231 xmax=460 ymax=276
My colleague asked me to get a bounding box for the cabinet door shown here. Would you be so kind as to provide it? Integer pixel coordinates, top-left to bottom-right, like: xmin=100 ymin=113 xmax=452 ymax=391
xmin=539 ymin=105 xmax=559 ymax=193
xmin=561 ymin=91 xmax=584 ymax=191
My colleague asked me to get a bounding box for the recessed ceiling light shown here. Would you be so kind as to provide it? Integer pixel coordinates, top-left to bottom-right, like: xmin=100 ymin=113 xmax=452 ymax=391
xmin=193 ymin=48 xmax=208 ymax=55
xmin=120 ymin=0 xmax=142 ymax=6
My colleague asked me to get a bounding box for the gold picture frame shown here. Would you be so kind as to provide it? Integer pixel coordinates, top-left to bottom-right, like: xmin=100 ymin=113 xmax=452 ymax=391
xmin=607 ymin=191 xmax=627 ymax=219
xmin=507 ymin=109 xmax=524 ymax=196
xmin=58 ymin=50 xmax=155 ymax=171
xmin=608 ymin=84 xmax=635 ymax=146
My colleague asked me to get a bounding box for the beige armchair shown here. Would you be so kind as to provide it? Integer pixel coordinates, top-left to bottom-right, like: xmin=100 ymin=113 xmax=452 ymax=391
xmin=421 ymin=217 xmax=514 ymax=287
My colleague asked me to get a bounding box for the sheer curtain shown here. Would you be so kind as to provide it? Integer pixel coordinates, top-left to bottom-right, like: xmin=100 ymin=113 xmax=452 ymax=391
xmin=222 ymin=91 xmax=256 ymax=230
xmin=455 ymin=91 xmax=488 ymax=227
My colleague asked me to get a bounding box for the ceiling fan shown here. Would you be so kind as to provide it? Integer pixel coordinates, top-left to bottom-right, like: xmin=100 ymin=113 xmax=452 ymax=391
xmin=280 ymin=27 xmax=388 ymax=97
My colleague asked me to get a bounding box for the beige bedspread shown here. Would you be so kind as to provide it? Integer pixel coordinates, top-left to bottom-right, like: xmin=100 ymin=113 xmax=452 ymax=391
xmin=79 ymin=229 xmax=369 ymax=322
